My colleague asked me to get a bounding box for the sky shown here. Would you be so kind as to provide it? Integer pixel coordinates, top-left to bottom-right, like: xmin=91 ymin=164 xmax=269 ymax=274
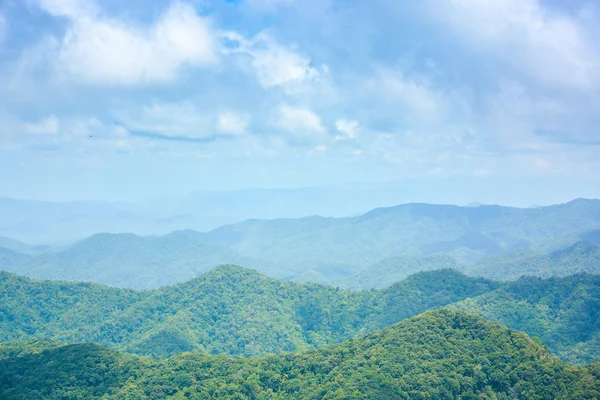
xmin=0 ymin=0 xmax=599 ymax=202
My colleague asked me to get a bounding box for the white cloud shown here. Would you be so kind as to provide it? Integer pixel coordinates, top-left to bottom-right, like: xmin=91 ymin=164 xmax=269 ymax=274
xmin=216 ymin=112 xmax=249 ymax=135
xmin=37 ymin=1 xmax=217 ymax=85
xmin=24 ymin=115 xmax=60 ymax=135
xmin=335 ymin=119 xmax=358 ymax=141
xmin=252 ymin=42 xmax=318 ymax=88
xmin=224 ymin=32 xmax=326 ymax=93
xmin=426 ymin=0 xmax=600 ymax=89
xmin=118 ymin=101 xmax=212 ymax=139
xmin=277 ymin=105 xmax=324 ymax=133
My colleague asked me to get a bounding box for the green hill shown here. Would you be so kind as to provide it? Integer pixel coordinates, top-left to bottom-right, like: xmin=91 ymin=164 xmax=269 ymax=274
xmin=0 ymin=310 xmax=598 ymax=399
xmin=4 ymin=266 xmax=600 ymax=364
xmin=0 ymin=267 xmax=496 ymax=358
xmin=450 ymin=274 xmax=600 ymax=365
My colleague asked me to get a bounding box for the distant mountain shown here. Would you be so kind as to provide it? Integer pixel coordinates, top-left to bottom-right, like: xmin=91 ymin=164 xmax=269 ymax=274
xmin=0 ymin=247 xmax=30 ymax=267
xmin=3 ymin=198 xmax=600 ymax=288
xmin=451 ymin=273 xmax=600 ymax=365
xmin=1 ymin=310 xmax=598 ymax=399
xmin=0 ymin=236 xmax=50 ymax=254
xmin=0 ymin=184 xmax=496 ymax=244
xmin=464 ymin=201 xmax=486 ymax=207
xmin=464 ymin=241 xmax=600 ymax=280
xmin=0 ymin=197 xmax=197 ymax=244
xmin=200 ymin=198 xmax=600 ymax=281
xmin=0 ymin=267 xmax=496 ymax=358
xmin=2 ymin=231 xmax=265 ymax=289
xmin=339 ymin=253 xmax=464 ymax=289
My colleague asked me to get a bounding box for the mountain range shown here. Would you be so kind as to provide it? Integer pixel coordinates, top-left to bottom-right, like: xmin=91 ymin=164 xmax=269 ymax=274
xmin=1 ymin=265 xmax=599 ymax=366
xmin=2 ymin=199 xmax=600 ymax=289
xmin=8 ymin=179 xmax=589 ymax=244
xmin=2 ymin=198 xmax=600 ymax=398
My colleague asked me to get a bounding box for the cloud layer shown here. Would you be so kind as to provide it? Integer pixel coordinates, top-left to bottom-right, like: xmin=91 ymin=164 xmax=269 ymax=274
xmin=0 ymin=0 xmax=599 ymax=200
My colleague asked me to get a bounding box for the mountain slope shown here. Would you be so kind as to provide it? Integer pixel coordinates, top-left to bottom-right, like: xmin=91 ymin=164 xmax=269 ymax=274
xmin=341 ymin=253 xmax=464 ymax=289
xmin=4 ymin=266 xmax=600 ymax=364
xmin=450 ymin=274 xmax=600 ymax=365
xmin=2 ymin=231 xmax=266 ymax=289
xmin=0 ymin=247 xmax=29 ymax=268
xmin=0 ymin=310 xmax=598 ymax=399
xmin=0 ymin=267 xmax=496 ymax=358
xmin=202 ymin=198 xmax=600 ymax=281
xmin=464 ymin=241 xmax=600 ymax=281
xmin=0 ymin=236 xmax=43 ymax=254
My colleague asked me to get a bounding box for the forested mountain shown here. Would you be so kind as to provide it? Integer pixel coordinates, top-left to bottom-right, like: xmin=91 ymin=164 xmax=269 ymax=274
xmin=2 ymin=265 xmax=600 ymax=364
xmin=340 ymin=239 xmax=600 ymax=289
xmin=2 ymin=231 xmax=266 ymax=289
xmin=464 ymin=241 xmax=600 ymax=281
xmin=1 ymin=310 xmax=598 ymax=399
xmin=451 ymin=274 xmax=600 ymax=365
xmin=199 ymin=199 xmax=600 ymax=282
xmin=3 ymin=199 xmax=600 ymax=289
xmin=0 ymin=267 xmax=496 ymax=358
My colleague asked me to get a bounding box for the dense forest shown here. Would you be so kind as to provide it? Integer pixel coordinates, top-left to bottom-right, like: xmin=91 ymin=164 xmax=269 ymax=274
xmin=451 ymin=274 xmax=600 ymax=365
xmin=0 ymin=267 xmax=495 ymax=358
xmin=1 ymin=310 xmax=598 ymax=399
xmin=2 ymin=265 xmax=600 ymax=365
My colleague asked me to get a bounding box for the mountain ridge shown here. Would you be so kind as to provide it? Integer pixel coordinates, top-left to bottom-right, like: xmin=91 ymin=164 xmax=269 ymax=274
xmin=1 ymin=265 xmax=599 ymax=364
xmin=1 ymin=309 xmax=598 ymax=399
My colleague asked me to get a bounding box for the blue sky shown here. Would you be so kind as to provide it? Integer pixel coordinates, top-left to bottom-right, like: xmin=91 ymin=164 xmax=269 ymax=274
xmin=0 ymin=0 xmax=599 ymax=202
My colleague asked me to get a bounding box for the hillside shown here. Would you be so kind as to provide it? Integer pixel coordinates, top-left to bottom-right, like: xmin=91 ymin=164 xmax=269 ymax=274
xmin=0 ymin=247 xmax=29 ymax=267
xmin=0 ymin=310 xmax=598 ymax=399
xmin=0 ymin=267 xmax=496 ymax=358
xmin=201 ymin=198 xmax=600 ymax=281
xmin=450 ymin=274 xmax=600 ymax=365
xmin=0 ymin=236 xmax=42 ymax=254
xmin=464 ymin=241 xmax=600 ymax=281
xmin=340 ymin=253 xmax=464 ymax=289
xmin=3 ymin=266 xmax=600 ymax=364
xmin=1 ymin=231 xmax=266 ymax=289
